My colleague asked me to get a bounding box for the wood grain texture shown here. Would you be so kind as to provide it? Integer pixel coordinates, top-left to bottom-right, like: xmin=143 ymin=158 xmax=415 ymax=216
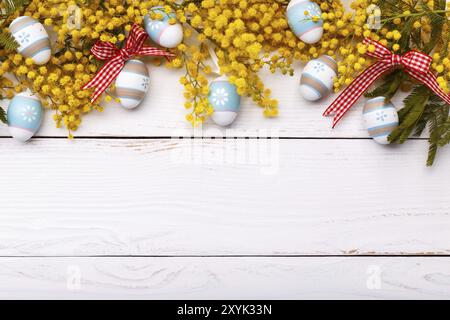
xmin=0 ymin=67 xmax=410 ymax=138
xmin=1 ymin=257 xmax=449 ymax=299
xmin=0 ymin=138 xmax=448 ymax=256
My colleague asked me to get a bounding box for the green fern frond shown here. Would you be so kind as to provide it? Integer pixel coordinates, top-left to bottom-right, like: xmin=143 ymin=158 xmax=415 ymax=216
xmin=0 ymin=30 xmax=18 ymax=50
xmin=365 ymin=70 xmax=403 ymax=101
xmin=0 ymin=107 xmax=6 ymax=124
xmin=1 ymin=0 xmax=30 ymax=15
xmin=389 ymin=86 xmax=430 ymax=144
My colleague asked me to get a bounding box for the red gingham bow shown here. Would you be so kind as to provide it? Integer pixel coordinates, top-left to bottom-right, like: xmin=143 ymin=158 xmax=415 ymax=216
xmin=323 ymin=38 xmax=450 ymax=128
xmin=82 ymin=24 xmax=175 ymax=103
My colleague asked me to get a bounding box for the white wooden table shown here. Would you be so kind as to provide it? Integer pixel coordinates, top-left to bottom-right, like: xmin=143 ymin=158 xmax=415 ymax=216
xmin=0 ymin=54 xmax=450 ymax=300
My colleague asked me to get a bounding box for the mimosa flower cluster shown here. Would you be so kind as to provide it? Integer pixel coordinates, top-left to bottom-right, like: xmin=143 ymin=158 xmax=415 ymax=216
xmin=340 ymin=0 xmax=450 ymax=94
xmin=1 ymin=0 xmax=350 ymax=132
xmin=0 ymin=0 xmax=449 ymax=136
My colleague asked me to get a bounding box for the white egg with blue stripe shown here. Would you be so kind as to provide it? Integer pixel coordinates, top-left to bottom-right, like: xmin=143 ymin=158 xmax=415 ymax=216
xmin=286 ymin=0 xmax=323 ymax=44
xmin=9 ymin=16 xmax=51 ymax=65
xmin=209 ymin=76 xmax=241 ymax=127
xmin=7 ymin=91 xmax=43 ymax=142
xmin=300 ymin=55 xmax=337 ymax=101
xmin=144 ymin=6 xmax=183 ymax=49
xmin=363 ymin=97 xmax=399 ymax=145
xmin=115 ymin=60 xmax=150 ymax=110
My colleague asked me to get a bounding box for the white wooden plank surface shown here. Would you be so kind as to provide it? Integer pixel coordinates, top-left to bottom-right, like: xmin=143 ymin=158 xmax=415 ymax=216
xmin=0 ymin=138 xmax=448 ymax=256
xmin=1 ymin=0 xmax=448 ymax=298
xmin=1 ymin=257 xmax=449 ymax=299
xmin=0 ymin=67 xmax=409 ymax=138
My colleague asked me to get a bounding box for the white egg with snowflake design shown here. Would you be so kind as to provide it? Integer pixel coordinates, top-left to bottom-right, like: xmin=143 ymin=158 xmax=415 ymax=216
xmin=115 ymin=60 xmax=150 ymax=110
xmin=363 ymin=97 xmax=399 ymax=145
xmin=208 ymin=76 xmax=241 ymax=127
xmin=300 ymin=55 xmax=338 ymax=101
xmin=9 ymin=16 xmax=51 ymax=65
xmin=7 ymin=91 xmax=43 ymax=141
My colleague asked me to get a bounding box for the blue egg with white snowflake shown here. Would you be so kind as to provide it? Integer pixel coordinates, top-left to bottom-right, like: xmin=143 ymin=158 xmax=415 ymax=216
xmin=286 ymin=0 xmax=323 ymax=44
xmin=9 ymin=16 xmax=51 ymax=65
xmin=363 ymin=97 xmax=399 ymax=145
xmin=7 ymin=91 xmax=43 ymax=142
xmin=144 ymin=7 xmax=183 ymax=49
xmin=208 ymin=76 xmax=241 ymax=127
xmin=115 ymin=60 xmax=150 ymax=110
xmin=300 ymin=55 xmax=337 ymax=101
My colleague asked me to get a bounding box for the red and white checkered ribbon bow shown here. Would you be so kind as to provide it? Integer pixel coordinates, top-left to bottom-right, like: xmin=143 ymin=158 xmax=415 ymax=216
xmin=82 ymin=24 xmax=174 ymax=103
xmin=323 ymin=38 xmax=450 ymax=127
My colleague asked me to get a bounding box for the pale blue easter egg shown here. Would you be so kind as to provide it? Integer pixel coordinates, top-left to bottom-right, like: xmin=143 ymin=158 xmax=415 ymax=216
xmin=300 ymin=55 xmax=337 ymax=101
xmin=286 ymin=0 xmax=323 ymax=44
xmin=144 ymin=7 xmax=183 ymax=48
xmin=363 ymin=97 xmax=399 ymax=145
xmin=9 ymin=16 xmax=51 ymax=65
xmin=208 ymin=76 xmax=241 ymax=127
xmin=7 ymin=92 xmax=43 ymax=141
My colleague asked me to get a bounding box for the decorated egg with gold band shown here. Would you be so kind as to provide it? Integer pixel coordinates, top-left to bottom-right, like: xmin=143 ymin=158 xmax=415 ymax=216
xmin=300 ymin=55 xmax=337 ymax=101
xmin=9 ymin=16 xmax=51 ymax=65
xmin=115 ymin=60 xmax=150 ymax=110
xmin=363 ymin=97 xmax=399 ymax=145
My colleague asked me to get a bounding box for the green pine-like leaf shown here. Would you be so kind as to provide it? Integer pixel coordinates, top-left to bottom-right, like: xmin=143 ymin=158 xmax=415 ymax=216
xmin=438 ymin=119 xmax=450 ymax=147
xmin=0 ymin=31 xmax=18 ymax=50
xmin=365 ymin=70 xmax=403 ymax=101
xmin=427 ymin=115 xmax=439 ymax=166
xmin=389 ymin=85 xmax=430 ymax=144
xmin=0 ymin=107 xmax=6 ymax=124
xmin=0 ymin=0 xmax=30 ymax=50
xmin=1 ymin=0 xmax=30 ymax=15
xmin=422 ymin=0 xmax=446 ymax=54
xmin=426 ymin=102 xmax=449 ymax=166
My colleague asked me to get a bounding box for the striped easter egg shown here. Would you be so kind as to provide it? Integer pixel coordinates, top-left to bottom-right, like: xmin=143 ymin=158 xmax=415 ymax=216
xmin=144 ymin=7 xmax=183 ymax=49
xmin=209 ymin=76 xmax=241 ymax=127
xmin=115 ymin=60 xmax=150 ymax=110
xmin=363 ymin=97 xmax=399 ymax=145
xmin=300 ymin=55 xmax=337 ymax=101
xmin=9 ymin=16 xmax=51 ymax=65
xmin=7 ymin=91 xmax=43 ymax=142
xmin=286 ymin=0 xmax=323 ymax=44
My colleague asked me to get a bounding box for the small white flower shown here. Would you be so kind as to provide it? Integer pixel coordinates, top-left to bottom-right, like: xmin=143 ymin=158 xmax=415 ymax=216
xmin=307 ymin=3 xmax=321 ymax=16
xmin=212 ymin=88 xmax=229 ymax=106
xmin=18 ymin=32 xmax=31 ymax=44
xmin=21 ymin=105 xmax=38 ymax=123
xmin=142 ymin=77 xmax=149 ymax=90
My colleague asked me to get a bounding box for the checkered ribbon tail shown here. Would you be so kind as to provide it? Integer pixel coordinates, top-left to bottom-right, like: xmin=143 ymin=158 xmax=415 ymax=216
xmin=323 ymin=38 xmax=450 ymax=128
xmin=82 ymin=24 xmax=175 ymax=103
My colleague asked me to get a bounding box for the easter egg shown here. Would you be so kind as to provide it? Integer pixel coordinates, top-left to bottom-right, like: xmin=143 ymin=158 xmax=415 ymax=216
xmin=7 ymin=91 xmax=43 ymax=142
xmin=286 ymin=0 xmax=323 ymax=44
xmin=208 ymin=76 xmax=241 ymax=127
xmin=115 ymin=60 xmax=150 ymax=110
xmin=300 ymin=55 xmax=337 ymax=101
xmin=363 ymin=97 xmax=399 ymax=145
xmin=9 ymin=16 xmax=51 ymax=65
xmin=144 ymin=7 xmax=183 ymax=49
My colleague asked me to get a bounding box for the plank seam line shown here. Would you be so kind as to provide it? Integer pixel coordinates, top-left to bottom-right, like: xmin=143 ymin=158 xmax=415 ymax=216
xmin=0 ymin=255 xmax=448 ymax=258
xmin=0 ymin=136 xmax=430 ymax=141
